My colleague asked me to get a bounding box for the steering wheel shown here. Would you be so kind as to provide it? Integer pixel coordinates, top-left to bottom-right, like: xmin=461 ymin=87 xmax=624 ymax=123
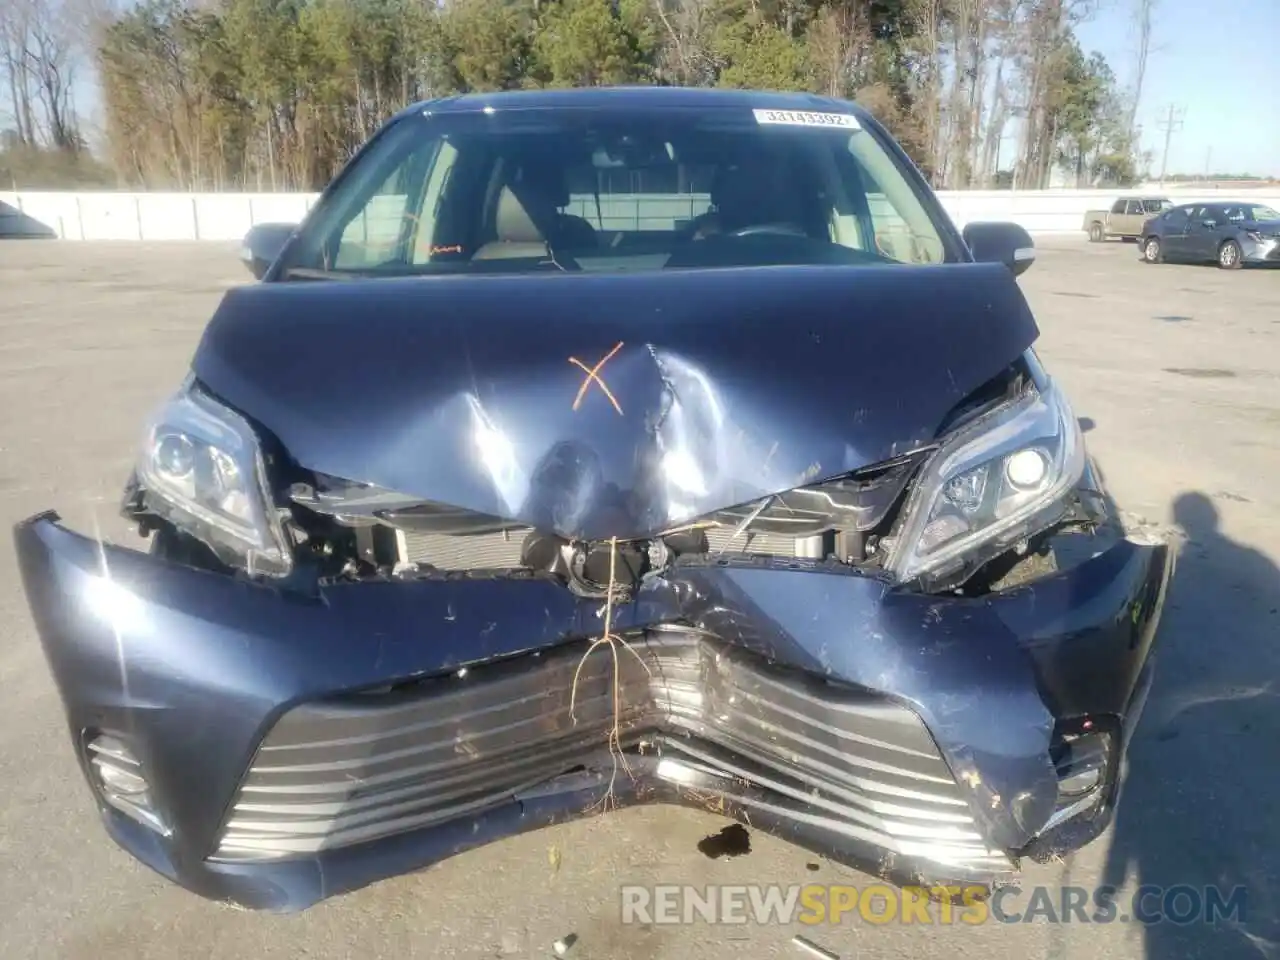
xmin=727 ymin=222 xmax=810 ymax=239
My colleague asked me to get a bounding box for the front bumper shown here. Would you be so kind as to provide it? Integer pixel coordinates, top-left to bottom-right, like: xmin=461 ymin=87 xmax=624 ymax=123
xmin=16 ymin=511 xmax=1170 ymax=911
xmin=1242 ymin=235 xmax=1280 ymax=264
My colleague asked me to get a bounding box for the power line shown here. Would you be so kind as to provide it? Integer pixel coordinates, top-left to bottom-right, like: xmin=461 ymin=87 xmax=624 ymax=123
xmin=1156 ymin=104 xmax=1185 ymax=186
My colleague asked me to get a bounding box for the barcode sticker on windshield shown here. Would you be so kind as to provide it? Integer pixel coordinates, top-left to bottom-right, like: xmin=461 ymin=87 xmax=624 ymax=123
xmin=753 ymin=109 xmax=860 ymax=130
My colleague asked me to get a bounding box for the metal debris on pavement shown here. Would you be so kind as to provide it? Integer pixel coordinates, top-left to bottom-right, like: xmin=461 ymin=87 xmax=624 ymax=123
xmin=791 ymin=933 xmax=840 ymax=960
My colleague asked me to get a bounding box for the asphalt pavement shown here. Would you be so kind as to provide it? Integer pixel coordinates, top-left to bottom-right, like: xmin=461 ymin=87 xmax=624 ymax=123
xmin=0 ymin=236 xmax=1276 ymax=959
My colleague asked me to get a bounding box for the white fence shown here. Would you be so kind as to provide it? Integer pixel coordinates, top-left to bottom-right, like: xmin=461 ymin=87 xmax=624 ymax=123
xmin=3 ymin=189 xmax=1278 ymax=242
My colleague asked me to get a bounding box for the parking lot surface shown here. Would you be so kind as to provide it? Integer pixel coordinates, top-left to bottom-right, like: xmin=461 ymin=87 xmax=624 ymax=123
xmin=0 ymin=237 xmax=1277 ymax=960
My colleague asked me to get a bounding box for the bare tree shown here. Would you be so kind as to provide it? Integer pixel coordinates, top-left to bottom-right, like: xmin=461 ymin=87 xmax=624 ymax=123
xmin=806 ymin=3 xmax=871 ymax=98
xmin=1126 ymin=0 xmax=1155 ymax=145
xmin=1 ymin=2 xmax=37 ymax=145
xmin=651 ymin=0 xmax=715 ymax=86
xmin=0 ymin=0 xmax=85 ymax=150
xmin=905 ymin=0 xmax=945 ymax=183
xmin=28 ymin=3 xmax=80 ymax=149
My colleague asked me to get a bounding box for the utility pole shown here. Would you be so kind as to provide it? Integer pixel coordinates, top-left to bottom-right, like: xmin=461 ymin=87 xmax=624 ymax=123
xmin=1156 ymin=104 xmax=1185 ymax=186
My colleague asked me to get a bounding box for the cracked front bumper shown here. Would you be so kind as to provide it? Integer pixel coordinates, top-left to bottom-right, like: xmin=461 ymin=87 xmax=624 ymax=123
xmin=16 ymin=511 xmax=1170 ymax=911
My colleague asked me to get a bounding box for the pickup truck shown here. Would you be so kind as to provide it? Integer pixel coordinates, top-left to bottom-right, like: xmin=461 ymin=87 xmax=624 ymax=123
xmin=1083 ymin=197 xmax=1173 ymax=241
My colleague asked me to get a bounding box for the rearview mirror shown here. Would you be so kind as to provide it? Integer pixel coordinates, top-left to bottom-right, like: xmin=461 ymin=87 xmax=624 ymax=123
xmin=239 ymin=222 xmax=298 ymax=280
xmin=961 ymin=222 xmax=1035 ymax=276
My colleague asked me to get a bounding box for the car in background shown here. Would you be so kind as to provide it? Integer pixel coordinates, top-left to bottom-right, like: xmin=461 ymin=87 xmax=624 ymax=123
xmin=1082 ymin=196 xmax=1172 ymax=242
xmin=1140 ymin=201 xmax=1280 ymax=269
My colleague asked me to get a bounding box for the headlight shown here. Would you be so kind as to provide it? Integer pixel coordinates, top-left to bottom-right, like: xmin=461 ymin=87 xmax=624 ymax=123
xmin=136 ymin=382 xmax=291 ymax=576
xmin=887 ymin=382 xmax=1085 ymax=584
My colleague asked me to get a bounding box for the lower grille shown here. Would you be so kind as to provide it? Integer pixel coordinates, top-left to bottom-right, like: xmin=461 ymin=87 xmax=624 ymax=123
xmin=399 ymin=527 xmax=806 ymax=570
xmin=215 ymin=633 xmax=1007 ymax=874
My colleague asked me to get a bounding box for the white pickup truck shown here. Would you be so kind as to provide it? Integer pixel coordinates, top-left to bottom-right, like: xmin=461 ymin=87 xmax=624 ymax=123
xmin=1082 ymin=197 xmax=1173 ymax=242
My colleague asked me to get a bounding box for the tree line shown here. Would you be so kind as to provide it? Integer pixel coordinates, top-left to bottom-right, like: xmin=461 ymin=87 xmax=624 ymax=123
xmin=3 ymin=0 xmax=1158 ymax=192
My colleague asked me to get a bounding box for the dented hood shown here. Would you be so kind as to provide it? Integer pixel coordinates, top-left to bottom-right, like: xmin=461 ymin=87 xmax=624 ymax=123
xmin=193 ymin=264 xmax=1039 ymax=540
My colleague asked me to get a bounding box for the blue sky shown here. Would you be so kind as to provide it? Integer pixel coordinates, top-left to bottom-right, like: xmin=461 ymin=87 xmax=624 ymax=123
xmin=1076 ymin=0 xmax=1280 ymax=176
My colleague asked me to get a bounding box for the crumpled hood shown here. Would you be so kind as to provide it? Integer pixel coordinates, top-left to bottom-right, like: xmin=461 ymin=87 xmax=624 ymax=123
xmin=193 ymin=263 xmax=1039 ymax=540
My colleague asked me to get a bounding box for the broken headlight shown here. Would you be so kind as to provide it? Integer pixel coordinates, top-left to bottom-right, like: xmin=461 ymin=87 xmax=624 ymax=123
xmin=887 ymin=381 xmax=1084 ymax=583
xmin=135 ymin=381 xmax=291 ymax=576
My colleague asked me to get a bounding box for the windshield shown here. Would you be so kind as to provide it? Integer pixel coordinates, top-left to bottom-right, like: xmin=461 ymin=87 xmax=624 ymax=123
xmin=281 ymin=106 xmax=954 ymax=278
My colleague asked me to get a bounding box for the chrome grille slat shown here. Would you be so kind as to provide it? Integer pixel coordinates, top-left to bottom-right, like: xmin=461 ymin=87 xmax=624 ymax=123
xmin=239 ymin=726 xmax=615 ymax=797
xmin=660 ymin=738 xmax=983 ymax=841
xmin=217 ymin=634 xmax=1006 ymax=872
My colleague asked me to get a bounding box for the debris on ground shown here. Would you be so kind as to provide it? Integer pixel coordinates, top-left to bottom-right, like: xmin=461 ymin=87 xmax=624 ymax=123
xmin=696 ymin=822 xmax=752 ymax=859
xmin=791 ymin=934 xmax=840 ymax=959
xmin=552 ymin=933 xmax=579 ymax=957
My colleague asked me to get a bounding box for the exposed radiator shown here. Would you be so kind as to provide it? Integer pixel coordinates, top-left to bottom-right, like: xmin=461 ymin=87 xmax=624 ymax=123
xmin=399 ymin=526 xmax=808 ymax=570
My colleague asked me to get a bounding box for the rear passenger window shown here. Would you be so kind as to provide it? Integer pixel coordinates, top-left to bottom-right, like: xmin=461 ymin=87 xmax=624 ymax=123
xmin=563 ymin=163 xmax=715 ymax=233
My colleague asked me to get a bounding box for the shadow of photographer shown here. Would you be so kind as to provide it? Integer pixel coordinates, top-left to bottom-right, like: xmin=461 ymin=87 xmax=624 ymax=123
xmin=1103 ymin=492 xmax=1279 ymax=958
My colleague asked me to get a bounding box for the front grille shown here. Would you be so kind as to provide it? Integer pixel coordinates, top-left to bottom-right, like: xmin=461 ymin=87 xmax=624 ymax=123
xmin=215 ymin=633 xmax=1007 ymax=874
xmin=400 ymin=526 xmax=807 ymax=570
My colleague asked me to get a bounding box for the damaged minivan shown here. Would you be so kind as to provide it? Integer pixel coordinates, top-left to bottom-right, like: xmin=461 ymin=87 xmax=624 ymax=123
xmin=15 ymin=87 xmax=1171 ymax=911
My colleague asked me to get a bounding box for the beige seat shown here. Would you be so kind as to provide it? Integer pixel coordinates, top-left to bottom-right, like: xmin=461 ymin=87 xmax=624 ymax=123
xmin=472 ymin=160 xmax=599 ymax=261
xmin=472 ymin=187 xmax=553 ymax=261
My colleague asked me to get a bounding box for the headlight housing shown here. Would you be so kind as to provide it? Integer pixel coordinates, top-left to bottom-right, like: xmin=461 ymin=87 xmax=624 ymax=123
xmin=136 ymin=381 xmax=292 ymax=576
xmin=887 ymin=381 xmax=1085 ymax=584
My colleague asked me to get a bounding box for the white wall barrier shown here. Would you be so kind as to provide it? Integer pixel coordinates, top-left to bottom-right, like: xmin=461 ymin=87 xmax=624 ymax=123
xmin=3 ymin=188 xmax=1278 ymax=242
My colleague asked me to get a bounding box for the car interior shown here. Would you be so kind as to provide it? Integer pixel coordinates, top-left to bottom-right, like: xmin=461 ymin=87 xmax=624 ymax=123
xmin=318 ymin=120 xmax=949 ymax=276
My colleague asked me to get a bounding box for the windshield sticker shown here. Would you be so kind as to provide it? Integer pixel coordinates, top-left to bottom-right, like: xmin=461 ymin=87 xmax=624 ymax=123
xmin=753 ymin=109 xmax=860 ymax=130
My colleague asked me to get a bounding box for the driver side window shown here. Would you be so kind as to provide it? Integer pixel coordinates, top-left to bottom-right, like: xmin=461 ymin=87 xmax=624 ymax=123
xmin=334 ymin=165 xmax=414 ymax=268
xmin=331 ymin=138 xmax=454 ymax=269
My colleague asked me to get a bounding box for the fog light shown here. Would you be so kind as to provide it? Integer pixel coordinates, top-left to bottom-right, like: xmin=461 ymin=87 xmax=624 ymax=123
xmin=1058 ymin=766 xmax=1102 ymax=796
xmin=86 ymin=734 xmax=169 ymax=836
xmin=1053 ymin=730 xmax=1112 ymax=798
xmin=97 ymin=759 xmax=147 ymax=797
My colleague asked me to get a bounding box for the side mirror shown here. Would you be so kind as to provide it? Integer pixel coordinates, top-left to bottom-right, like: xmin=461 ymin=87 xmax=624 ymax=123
xmin=239 ymin=222 xmax=298 ymax=280
xmin=962 ymin=221 xmax=1035 ymax=276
